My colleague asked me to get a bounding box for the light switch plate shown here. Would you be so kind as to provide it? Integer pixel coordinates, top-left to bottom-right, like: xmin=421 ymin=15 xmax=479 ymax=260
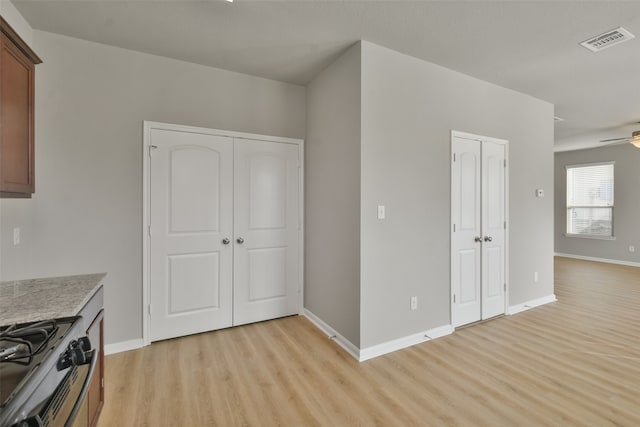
xmin=377 ymin=205 xmax=386 ymax=220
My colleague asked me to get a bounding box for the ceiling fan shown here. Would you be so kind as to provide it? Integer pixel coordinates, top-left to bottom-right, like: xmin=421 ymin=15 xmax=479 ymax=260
xmin=600 ymin=130 xmax=640 ymax=148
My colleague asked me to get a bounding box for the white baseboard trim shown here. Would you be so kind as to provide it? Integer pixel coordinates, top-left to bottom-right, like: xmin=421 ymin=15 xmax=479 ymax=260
xmin=105 ymin=338 xmax=144 ymax=355
xmin=303 ymin=309 xmax=360 ymax=361
xmin=359 ymin=324 xmax=454 ymax=362
xmin=427 ymin=324 xmax=456 ymax=340
xmin=555 ymin=253 xmax=640 ymax=268
xmin=304 ymin=309 xmax=454 ymax=362
xmin=508 ymin=294 xmax=557 ymax=315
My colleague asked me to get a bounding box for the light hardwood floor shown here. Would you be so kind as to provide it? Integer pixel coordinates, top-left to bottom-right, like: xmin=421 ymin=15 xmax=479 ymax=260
xmin=98 ymin=257 xmax=640 ymax=426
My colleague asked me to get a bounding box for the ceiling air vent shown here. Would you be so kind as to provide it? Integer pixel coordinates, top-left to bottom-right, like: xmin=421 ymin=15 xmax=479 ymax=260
xmin=580 ymin=27 xmax=635 ymax=52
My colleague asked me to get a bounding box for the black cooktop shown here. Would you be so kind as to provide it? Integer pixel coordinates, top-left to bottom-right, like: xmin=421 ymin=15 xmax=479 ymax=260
xmin=0 ymin=318 xmax=76 ymax=409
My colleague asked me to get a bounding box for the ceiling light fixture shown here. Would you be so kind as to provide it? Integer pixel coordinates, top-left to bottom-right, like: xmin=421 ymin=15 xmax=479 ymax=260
xmin=631 ymin=131 xmax=640 ymax=148
xmin=600 ymin=130 xmax=640 ymax=148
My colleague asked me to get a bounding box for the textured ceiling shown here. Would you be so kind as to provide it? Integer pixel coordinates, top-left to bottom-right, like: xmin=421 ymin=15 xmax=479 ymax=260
xmin=11 ymin=0 xmax=640 ymax=151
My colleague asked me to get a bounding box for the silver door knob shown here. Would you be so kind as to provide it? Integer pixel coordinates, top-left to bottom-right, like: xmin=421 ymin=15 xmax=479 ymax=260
xmin=484 ymin=236 xmax=493 ymax=242
xmin=236 ymin=237 xmax=244 ymax=244
xmin=474 ymin=236 xmax=482 ymax=243
xmin=222 ymin=238 xmax=230 ymax=245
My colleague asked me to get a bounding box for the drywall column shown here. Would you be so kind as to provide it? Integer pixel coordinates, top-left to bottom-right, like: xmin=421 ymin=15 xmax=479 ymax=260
xmin=305 ymin=42 xmax=362 ymax=347
xmin=359 ymin=41 xmax=554 ymax=348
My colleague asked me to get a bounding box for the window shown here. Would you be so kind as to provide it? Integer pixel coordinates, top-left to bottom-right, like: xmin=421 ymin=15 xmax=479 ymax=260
xmin=566 ymin=162 xmax=614 ymax=237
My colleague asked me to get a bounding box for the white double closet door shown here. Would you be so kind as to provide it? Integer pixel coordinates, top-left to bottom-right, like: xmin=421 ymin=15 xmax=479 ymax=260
xmin=148 ymin=126 xmax=300 ymax=342
xmin=451 ymin=132 xmax=507 ymax=328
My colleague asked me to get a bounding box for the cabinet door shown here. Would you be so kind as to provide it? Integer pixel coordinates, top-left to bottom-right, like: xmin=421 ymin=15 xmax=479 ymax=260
xmin=0 ymin=31 xmax=35 ymax=195
xmin=86 ymin=310 xmax=104 ymax=427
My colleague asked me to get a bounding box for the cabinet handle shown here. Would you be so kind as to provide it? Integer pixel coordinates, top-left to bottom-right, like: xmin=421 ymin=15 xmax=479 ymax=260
xmin=236 ymin=237 xmax=244 ymax=244
xmin=222 ymin=238 xmax=230 ymax=245
xmin=484 ymin=236 xmax=493 ymax=242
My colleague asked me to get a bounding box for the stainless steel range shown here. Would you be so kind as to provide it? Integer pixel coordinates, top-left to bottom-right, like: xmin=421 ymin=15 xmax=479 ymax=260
xmin=0 ymin=316 xmax=96 ymax=427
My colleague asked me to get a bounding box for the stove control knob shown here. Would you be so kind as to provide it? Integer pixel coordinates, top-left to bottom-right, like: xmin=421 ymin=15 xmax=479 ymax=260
xmin=57 ymin=349 xmax=73 ymax=371
xmin=69 ymin=347 xmax=87 ymax=366
xmin=57 ymin=342 xmax=87 ymax=370
xmin=77 ymin=336 xmax=91 ymax=352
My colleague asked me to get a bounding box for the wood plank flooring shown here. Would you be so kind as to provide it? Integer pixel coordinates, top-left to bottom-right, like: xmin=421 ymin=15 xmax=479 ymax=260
xmin=98 ymin=257 xmax=640 ymax=426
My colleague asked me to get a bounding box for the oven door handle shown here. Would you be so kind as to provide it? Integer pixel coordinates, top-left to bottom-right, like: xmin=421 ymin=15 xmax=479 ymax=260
xmin=64 ymin=349 xmax=97 ymax=427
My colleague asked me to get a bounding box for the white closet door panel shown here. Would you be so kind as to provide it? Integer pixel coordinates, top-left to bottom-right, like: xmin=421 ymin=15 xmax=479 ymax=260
xmin=482 ymin=140 xmax=506 ymax=319
xmin=168 ymin=253 xmax=220 ymax=313
xmin=248 ymin=155 xmax=287 ymax=229
xmin=248 ymin=247 xmax=287 ymax=300
xmin=455 ymin=248 xmax=481 ymax=326
xmin=451 ymin=136 xmax=482 ymax=327
xmin=169 ymin=148 xmax=221 ymax=233
xmin=233 ymin=138 xmax=299 ymax=326
xmin=150 ymin=129 xmax=233 ymax=342
xmin=459 ymin=152 xmax=479 ymax=230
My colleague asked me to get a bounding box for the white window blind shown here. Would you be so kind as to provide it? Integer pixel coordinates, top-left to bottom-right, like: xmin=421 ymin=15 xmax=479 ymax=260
xmin=566 ymin=162 xmax=614 ymax=237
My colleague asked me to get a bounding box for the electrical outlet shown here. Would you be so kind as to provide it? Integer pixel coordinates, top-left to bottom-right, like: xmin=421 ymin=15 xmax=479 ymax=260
xmin=629 ymin=245 xmax=636 ymax=253
xmin=410 ymin=296 xmax=418 ymax=311
xmin=13 ymin=228 xmax=20 ymax=245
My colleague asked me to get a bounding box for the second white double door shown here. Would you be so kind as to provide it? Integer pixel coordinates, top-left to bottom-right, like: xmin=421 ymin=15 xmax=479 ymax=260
xmin=149 ymin=127 xmax=300 ymax=342
xmin=451 ymin=132 xmax=507 ymax=328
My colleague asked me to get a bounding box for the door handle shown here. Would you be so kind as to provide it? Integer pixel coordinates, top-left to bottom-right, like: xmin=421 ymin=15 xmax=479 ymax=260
xmin=484 ymin=236 xmax=493 ymax=242
xmin=222 ymin=238 xmax=230 ymax=245
xmin=474 ymin=236 xmax=482 ymax=243
xmin=236 ymin=237 xmax=244 ymax=244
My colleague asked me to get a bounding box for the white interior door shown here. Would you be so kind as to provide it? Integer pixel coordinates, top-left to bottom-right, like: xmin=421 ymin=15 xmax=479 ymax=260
xmin=149 ymin=129 xmax=234 ymax=342
xmin=451 ymin=133 xmax=507 ymax=328
xmin=451 ymin=137 xmax=482 ymax=327
xmin=481 ymin=140 xmax=506 ymax=319
xmin=232 ymin=138 xmax=300 ymax=326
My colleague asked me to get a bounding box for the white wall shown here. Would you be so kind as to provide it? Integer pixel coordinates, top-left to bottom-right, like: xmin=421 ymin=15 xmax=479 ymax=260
xmin=305 ymin=43 xmax=361 ymax=346
xmin=359 ymin=42 xmax=554 ymax=348
xmin=0 ymin=10 xmax=556 ymax=353
xmin=0 ymin=30 xmax=305 ymax=346
xmin=1 ymin=0 xmax=33 ymax=46
xmin=555 ymin=144 xmax=640 ymax=263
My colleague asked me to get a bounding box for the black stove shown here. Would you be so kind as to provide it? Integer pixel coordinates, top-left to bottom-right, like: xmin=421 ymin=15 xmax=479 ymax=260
xmin=0 ymin=317 xmax=94 ymax=427
xmin=0 ymin=319 xmax=58 ymax=365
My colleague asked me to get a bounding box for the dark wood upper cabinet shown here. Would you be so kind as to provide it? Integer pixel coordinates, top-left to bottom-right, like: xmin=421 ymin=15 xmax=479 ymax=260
xmin=0 ymin=16 xmax=41 ymax=198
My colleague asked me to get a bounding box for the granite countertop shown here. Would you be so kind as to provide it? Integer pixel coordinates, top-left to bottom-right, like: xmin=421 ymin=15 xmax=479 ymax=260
xmin=0 ymin=273 xmax=106 ymax=325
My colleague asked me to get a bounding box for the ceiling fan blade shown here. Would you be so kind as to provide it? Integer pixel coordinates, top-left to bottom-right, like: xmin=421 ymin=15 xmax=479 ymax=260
xmin=599 ymin=137 xmax=630 ymax=143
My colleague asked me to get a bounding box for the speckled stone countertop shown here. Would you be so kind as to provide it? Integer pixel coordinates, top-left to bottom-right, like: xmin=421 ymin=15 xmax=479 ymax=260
xmin=0 ymin=273 xmax=105 ymax=325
